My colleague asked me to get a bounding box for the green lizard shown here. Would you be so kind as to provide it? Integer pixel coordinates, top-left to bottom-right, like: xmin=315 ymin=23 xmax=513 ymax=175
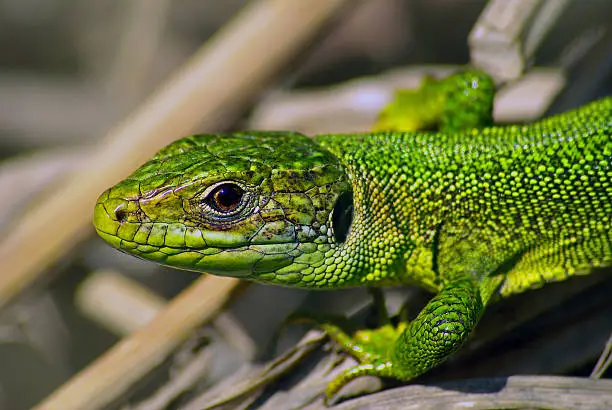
xmin=93 ymin=71 xmax=612 ymax=399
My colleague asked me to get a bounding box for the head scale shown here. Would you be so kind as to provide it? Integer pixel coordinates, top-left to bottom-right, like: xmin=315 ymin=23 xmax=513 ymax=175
xmin=94 ymin=131 xmax=356 ymax=287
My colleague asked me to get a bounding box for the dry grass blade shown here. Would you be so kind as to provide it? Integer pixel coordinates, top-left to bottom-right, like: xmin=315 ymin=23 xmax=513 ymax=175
xmin=33 ymin=275 xmax=237 ymax=410
xmin=591 ymin=332 xmax=612 ymax=379
xmin=179 ymin=330 xmax=329 ymax=410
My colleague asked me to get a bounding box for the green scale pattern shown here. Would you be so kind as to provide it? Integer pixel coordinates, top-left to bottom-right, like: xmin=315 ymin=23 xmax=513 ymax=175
xmin=94 ymin=72 xmax=611 ymax=399
xmin=317 ymin=99 xmax=612 ymax=297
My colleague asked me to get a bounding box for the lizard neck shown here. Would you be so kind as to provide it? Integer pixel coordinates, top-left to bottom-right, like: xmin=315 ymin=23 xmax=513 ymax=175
xmin=311 ymin=144 xmax=441 ymax=290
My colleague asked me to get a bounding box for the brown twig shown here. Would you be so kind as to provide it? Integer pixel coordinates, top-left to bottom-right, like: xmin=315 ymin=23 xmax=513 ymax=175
xmin=33 ymin=275 xmax=237 ymax=410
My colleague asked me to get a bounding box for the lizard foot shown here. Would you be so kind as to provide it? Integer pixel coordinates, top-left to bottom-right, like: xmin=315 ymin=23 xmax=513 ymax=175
xmin=318 ymin=320 xmax=409 ymax=401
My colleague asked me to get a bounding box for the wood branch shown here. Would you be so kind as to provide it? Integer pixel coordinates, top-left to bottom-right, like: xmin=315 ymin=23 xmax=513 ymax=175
xmin=332 ymin=376 xmax=612 ymax=409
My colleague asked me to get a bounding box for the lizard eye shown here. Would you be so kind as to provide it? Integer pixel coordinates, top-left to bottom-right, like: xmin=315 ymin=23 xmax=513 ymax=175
xmin=205 ymin=183 xmax=244 ymax=214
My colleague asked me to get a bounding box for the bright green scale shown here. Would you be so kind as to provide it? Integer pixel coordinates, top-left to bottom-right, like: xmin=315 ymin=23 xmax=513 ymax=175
xmin=94 ymin=72 xmax=612 ymax=399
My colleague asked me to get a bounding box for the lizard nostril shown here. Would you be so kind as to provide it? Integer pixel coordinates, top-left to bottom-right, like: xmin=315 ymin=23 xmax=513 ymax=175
xmin=114 ymin=204 xmax=128 ymax=222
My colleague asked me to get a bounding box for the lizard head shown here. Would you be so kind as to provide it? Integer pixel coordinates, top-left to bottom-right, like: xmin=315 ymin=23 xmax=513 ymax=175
xmin=93 ymin=131 xmax=356 ymax=287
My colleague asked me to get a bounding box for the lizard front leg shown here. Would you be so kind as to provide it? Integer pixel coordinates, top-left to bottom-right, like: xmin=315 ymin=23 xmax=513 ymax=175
xmin=324 ymin=275 xmax=496 ymax=400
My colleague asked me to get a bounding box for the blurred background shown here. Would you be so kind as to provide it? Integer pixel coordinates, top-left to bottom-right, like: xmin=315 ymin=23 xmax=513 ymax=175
xmin=0 ymin=1 xmax=611 ymax=409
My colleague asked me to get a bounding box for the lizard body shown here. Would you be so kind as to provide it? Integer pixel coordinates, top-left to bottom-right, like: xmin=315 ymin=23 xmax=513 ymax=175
xmin=94 ymin=72 xmax=612 ymax=399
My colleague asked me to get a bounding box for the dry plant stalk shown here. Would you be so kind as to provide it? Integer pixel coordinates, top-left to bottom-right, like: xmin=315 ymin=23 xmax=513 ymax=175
xmin=34 ymin=275 xmax=236 ymax=410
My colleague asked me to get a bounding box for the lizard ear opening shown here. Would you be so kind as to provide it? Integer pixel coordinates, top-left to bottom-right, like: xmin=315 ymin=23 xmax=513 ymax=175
xmin=332 ymin=191 xmax=353 ymax=243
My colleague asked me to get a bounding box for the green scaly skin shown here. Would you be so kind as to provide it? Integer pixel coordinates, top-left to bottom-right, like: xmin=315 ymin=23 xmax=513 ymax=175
xmin=94 ymin=71 xmax=612 ymax=400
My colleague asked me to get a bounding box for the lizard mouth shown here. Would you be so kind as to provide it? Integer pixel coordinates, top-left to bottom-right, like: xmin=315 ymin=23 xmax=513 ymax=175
xmin=95 ymin=223 xmax=299 ymax=279
xmin=94 ymin=196 xmax=303 ymax=278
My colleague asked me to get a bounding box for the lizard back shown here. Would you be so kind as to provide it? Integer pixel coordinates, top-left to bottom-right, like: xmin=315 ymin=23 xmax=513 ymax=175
xmin=316 ymin=97 xmax=612 ymax=296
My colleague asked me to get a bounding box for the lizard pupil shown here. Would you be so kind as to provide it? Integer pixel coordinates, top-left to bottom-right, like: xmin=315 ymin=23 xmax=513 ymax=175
xmin=209 ymin=183 xmax=243 ymax=212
